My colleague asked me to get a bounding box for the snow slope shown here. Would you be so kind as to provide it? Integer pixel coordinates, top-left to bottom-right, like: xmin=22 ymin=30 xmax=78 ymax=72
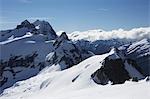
xmin=0 ymin=49 xmax=148 ymax=99
xmin=26 ymin=81 xmax=149 ymax=99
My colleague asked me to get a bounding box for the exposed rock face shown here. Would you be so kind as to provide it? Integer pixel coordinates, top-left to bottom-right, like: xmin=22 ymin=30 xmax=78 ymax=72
xmin=46 ymin=32 xmax=93 ymax=70
xmin=46 ymin=32 xmax=82 ymax=70
xmin=33 ymin=20 xmax=57 ymax=40
xmin=16 ymin=20 xmax=35 ymax=29
xmin=119 ymin=39 xmax=150 ymax=76
xmin=91 ymin=48 xmax=144 ymax=85
xmin=92 ymin=58 xmax=130 ymax=85
xmin=105 ymin=58 xmax=130 ymax=84
xmin=0 ymin=52 xmax=46 ymax=93
xmin=53 ymin=32 xmax=69 ymax=47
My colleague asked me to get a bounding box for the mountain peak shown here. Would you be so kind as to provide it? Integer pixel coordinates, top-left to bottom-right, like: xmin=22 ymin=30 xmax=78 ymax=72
xmin=33 ymin=20 xmax=51 ymax=28
xmin=53 ymin=32 xmax=69 ymax=48
xmin=59 ymin=32 xmax=69 ymax=41
xmin=21 ymin=20 xmax=30 ymax=25
xmin=16 ymin=20 xmax=35 ymax=29
xmin=33 ymin=19 xmax=57 ymax=39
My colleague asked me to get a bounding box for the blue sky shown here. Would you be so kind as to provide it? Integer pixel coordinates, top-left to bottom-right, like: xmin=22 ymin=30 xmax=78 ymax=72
xmin=0 ymin=0 xmax=149 ymax=32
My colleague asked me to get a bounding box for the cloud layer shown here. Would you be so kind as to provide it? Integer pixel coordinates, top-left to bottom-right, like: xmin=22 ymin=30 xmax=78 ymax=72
xmin=67 ymin=27 xmax=150 ymax=41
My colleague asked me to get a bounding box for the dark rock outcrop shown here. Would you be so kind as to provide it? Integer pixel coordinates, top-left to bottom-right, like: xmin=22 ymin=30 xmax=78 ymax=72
xmin=0 ymin=52 xmax=47 ymax=93
xmin=16 ymin=20 xmax=35 ymax=29
xmin=46 ymin=32 xmax=82 ymax=70
xmin=33 ymin=20 xmax=57 ymax=40
xmin=46 ymin=32 xmax=93 ymax=70
xmin=92 ymin=58 xmax=130 ymax=85
xmin=91 ymin=48 xmax=145 ymax=85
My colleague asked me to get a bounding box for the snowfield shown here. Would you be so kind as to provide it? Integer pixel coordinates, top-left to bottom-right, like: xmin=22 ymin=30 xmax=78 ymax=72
xmin=0 ymin=49 xmax=149 ymax=99
xmin=27 ymin=81 xmax=149 ymax=99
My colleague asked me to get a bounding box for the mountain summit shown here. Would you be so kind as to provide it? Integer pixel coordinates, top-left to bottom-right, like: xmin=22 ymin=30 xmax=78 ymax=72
xmin=16 ymin=20 xmax=35 ymax=29
xmin=33 ymin=20 xmax=57 ymax=39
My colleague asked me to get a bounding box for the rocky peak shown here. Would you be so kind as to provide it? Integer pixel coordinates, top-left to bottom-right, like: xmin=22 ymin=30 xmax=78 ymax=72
xmin=59 ymin=32 xmax=69 ymax=41
xmin=45 ymin=32 xmax=83 ymax=70
xmin=16 ymin=20 xmax=35 ymax=29
xmin=21 ymin=20 xmax=30 ymax=26
xmin=33 ymin=20 xmax=57 ymax=39
xmin=53 ymin=32 xmax=69 ymax=48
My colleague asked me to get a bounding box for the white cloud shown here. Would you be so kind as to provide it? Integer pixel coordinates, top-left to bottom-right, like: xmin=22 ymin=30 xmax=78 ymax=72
xmin=68 ymin=27 xmax=150 ymax=41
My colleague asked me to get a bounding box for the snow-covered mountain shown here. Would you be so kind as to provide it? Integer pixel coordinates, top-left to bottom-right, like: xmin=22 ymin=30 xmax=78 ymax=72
xmin=0 ymin=19 xmax=150 ymax=99
xmin=0 ymin=48 xmax=149 ymax=99
xmin=118 ymin=39 xmax=150 ymax=76
xmin=45 ymin=32 xmax=93 ymax=70
xmin=0 ymin=24 xmax=92 ymax=93
xmin=0 ymin=20 xmax=57 ymax=42
xmin=0 ymin=20 xmax=57 ymax=92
